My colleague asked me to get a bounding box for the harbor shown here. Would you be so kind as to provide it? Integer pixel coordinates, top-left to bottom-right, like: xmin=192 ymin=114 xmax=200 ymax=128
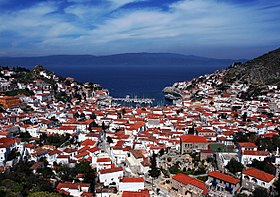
xmin=112 ymin=95 xmax=155 ymax=104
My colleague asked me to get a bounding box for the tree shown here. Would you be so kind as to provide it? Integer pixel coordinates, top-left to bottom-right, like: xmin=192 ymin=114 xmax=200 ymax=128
xmin=252 ymin=187 xmax=269 ymax=197
xmin=102 ymin=121 xmax=106 ymax=131
xmin=159 ymin=148 xmax=164 ymax=157
xmin=225 ymin=158 xmax=244 ymax=174
xmin=28 ymin=191 xmax=66 ymax=197
xmin=148 ymin=152 xmax=161 ymax=186
xmin=188 ymin=126 xmax=195 ymax=134
xmin=80 ymin=113 xmax=85 ymax=120
xmin=169 ymin=165 xmax=181 ymax=174
xmin=107 ymin=136 xmax=113 ymax=144
xmin=234 ymin=132 xmax=249 ymax=143
xmin=249 ymin=159 xmax=275 ymax=175
xmin=75 ymin=161 xmax=96 ymax=183
xmin=242 ymin=112 xmax=247 ymax=122
xmin=273 ymin=178 xmax=280 ymax=196
xmin=74 ymin=112 xmax=80 ymax=119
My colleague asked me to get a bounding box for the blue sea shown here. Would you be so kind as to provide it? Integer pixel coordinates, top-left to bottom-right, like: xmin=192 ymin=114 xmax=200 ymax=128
xmin=29 ymin=65 xmax=227 ymax=105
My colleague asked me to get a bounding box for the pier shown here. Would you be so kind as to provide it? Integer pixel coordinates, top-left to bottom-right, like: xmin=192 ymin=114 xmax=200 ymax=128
xmin=112 ymin=95 xmax=155 ymax=104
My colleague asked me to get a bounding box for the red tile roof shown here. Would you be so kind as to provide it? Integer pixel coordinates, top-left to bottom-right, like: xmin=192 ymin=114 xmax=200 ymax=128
xmin=180 ymin=135 xmax=208 ymax=143
xmin=97 ymin=158 xmax=111 ymax=163
xmin=56 ymin=182 xmax=90 ymax=190
xmin=75 ymin=151 xmax=89 ymax=159
xmin=81 ymin=139 xmax=96 ymax=146
xmin=208 ymin=171 xmax=240 ymax=185
xmin=58 ymin=125 xmax=77 ymax=130
xmin=243 ymin=168 xmax=275 ymax=182
xmin=172 ymin=173 xmax=208 ymax=194
xmin=122 ymin=189 xmax=150 ymax=197
xmin=121 ymin=177 xmax=144 ymax=183
xmin=243 ymin=150 xmax=269 ymax=156
xmin=238 ymin=142 xmax=257 ymax=148
xmin=99 ymin=166 xmax=123 ymax=174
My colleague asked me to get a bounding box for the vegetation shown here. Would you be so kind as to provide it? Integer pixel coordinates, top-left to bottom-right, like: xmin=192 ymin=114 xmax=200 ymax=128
xmin=0 ymin=161 xmax=53 ymax=196
xmin=169 ymin=164 xmax=181 ymax=174
xmin=5 ymin=88 xmax=34 ymax=96
xmin=255 ymin=136 xmax=280 ymax=152
xmin=167 ymin=157 xmax=172 ymax=162
xmin=106 ymin=136 xmax=113 ymax=144
xmin=55 ymin=161 xmax=96 ymax=184
xmin=225 ymin=158 xmax=244 ymax=174
xmin=19 ymin=131 xmax=32 ymax=142
xmin=248 ymin=158 xmax=275 ymax=175
xmin=28 ymin=191 xmax=66 ymax=197
xmin=273 ymin=177 xmax=280 ymax=196
xmin=40 ymin=133 xmax=70 ymax=147
xmin=149 ymin=152 xmax=161 ymax=184
xmin=252 ymin=187 xmax=269 ymax=197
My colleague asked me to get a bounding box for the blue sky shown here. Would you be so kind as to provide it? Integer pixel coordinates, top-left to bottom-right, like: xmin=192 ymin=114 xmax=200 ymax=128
xmin=0 ymin=0 xmax=280 ymax=58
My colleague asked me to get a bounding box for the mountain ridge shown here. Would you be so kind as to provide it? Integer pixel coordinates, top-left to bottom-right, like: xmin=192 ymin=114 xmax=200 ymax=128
xmin=0 ymin=53 xmax=243 ymax=68
xmin=224 ymin=47 xmax=280 ymax=85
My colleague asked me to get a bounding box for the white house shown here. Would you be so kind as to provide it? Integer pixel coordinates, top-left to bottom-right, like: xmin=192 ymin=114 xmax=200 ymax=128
xmin=118 ymin=177 xmax=145 ymax=192
xmin=56 ymin=182 xmax=90 ymax=197
xmin=242 ymin=168 xmax=275 ymax=191
xmin=98 ymin=166 xmax=124 ymax=186
xmin=240 ymin=150 xmax=270 ymax=165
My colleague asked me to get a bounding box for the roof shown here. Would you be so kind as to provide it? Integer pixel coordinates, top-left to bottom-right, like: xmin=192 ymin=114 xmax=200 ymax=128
xmin=30 ymin=162 xmax=43 ymax=170
xmin=172 ymin=173 xmax=208 ymax=194
xmin=81 ymin=139 xmax=96 ymax=146
xmin=208 ymin=171 xmax=240 ymax=185
xmin=238 ymin=142 xmax=257 ymax=148
xmin=99 ymin=166 xmax=123 ymax=174
xmin=243 ymin=168 xmax=275 ymax=182
xmin=243 ymin=150 xmax=269 ymax=156
xmin=58 ymin=125 xmax=77 ymax=130
xmin=122 ymin=189 xmax=150 ymax=197
xmin=97 ymin=157 xmax=111 ymax=163
xmin=121 ymin=177 xmax=144 ymax=183
xmin=57 ymin=182 xmax=90 ymax=190
xmin=180 ymin=135 xmax=208 ymax=143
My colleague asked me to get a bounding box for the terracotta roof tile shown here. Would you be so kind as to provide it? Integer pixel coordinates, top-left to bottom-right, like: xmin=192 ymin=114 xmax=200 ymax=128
xmin=208 ymin=171 xmax=240 ymax=185
xmin=180 ymin=135 xmax=208 ymax=143
xmin=243 ymin=168 xmax=275 ymax=182
xmin=121 ymin=177 xmax=144 ymax=183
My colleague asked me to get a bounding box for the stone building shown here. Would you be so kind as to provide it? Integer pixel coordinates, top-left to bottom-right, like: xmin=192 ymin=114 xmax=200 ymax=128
xmin=172 ymin=173 xmax=209 ymax=197
xmin=180 ymin=135 xmax=209 ymax=154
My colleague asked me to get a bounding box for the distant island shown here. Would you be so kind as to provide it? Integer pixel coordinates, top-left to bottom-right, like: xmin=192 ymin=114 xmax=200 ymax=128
xmin=0 ymin=53 xmax=245 ymax=67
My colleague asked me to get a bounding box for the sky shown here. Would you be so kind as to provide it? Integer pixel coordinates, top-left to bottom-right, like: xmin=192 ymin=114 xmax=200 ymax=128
xmin=0 ymin=0 xmax=280 ymax=59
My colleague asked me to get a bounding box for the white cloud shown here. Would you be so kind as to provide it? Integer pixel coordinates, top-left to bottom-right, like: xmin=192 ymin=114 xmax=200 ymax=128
xmin=0 ymin=0 xmax=279 ymax=58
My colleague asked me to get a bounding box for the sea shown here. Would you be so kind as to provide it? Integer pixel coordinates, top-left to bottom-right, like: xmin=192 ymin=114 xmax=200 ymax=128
xmin=28 ymin=65 xmax=227 ymax=106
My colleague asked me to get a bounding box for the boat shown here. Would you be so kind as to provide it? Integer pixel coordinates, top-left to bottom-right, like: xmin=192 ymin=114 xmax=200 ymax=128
xmin=164 ymin=94 xmax=180 ymax=100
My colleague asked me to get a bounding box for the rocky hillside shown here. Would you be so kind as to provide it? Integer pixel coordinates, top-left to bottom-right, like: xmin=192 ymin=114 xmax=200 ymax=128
xmin=224 ymin=48 xmax=280 ymax=85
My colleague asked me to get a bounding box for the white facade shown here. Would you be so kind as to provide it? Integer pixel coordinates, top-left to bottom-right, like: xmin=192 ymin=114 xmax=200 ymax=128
xmin=99 ymin=169 xmax=124 ymax=186
xmin=118 ymin=180 xmax=144 ymax=192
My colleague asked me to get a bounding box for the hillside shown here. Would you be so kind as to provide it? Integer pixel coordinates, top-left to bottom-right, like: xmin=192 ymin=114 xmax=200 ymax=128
xmin=224 ymin=48 xmax=280 ymax=85
xmin=0 ymin=53 xmax=238 ymax=67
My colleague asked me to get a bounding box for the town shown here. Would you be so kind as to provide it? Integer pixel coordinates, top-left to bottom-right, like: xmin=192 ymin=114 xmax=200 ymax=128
xmin=0 ymin=64 xmax=279 ymax=197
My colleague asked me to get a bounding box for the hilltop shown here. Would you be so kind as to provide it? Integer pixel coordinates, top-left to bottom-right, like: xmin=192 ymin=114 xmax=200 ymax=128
xmin=163 ymin=48 xmax=280 ymax=100
xmin=0 ymin=53 xmax=240 ymax=67
xmin=224 ymin=48 xmax=280 ymax=85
